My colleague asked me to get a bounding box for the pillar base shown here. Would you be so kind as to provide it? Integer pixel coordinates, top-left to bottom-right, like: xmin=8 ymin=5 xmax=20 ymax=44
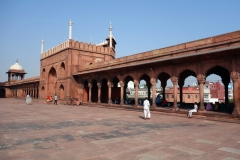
xmin=231 ymin=110 xmax=239 ymax=115
xmin=171 ymin=107 xmax=179 ymax=111
xmin=151 ymin=104 xmax=157 ymax=109
xmin=172 ymin=104 xmax=178 ymax=110
xmin=198 ymin=108 xmax=205 ymax=111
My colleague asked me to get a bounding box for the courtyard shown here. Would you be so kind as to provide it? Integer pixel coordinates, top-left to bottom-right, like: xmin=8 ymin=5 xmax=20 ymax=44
xmin=0 ymin=98 xmax=240 ymax=160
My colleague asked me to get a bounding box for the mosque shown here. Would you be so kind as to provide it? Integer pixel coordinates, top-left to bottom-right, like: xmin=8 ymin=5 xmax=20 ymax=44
xmin=0 ymin=20 xmax=239 ymax=115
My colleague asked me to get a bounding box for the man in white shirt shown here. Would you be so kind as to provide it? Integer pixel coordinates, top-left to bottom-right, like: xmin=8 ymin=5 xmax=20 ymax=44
xmin=143 ymin=97 xmax=151 ymax=120
xmin=54 ymin=94 xmax=58 ymax=105
xmin=188 ymin=102 xmax=198 ymax=118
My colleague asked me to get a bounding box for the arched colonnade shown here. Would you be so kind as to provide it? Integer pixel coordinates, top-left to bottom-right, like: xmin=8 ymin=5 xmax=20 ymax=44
xmin=76 ymin=63 xmax=239 ymax=115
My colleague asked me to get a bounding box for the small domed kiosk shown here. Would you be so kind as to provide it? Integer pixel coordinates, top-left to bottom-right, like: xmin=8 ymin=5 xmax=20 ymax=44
xmin=6 ymin=60 xmax=26 ymax=83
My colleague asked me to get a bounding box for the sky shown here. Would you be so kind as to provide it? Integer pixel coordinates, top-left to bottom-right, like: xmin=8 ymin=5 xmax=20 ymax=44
xmin=0 ymin=0 xmax=239 ymax=86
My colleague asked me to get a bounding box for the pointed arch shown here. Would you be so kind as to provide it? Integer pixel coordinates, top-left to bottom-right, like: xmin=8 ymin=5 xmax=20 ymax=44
xmin=101 ymin=78 xmax=108 ymax=103
xmin=0 ymin=88 xmax=6 ymax=98
xmin=42 ymin=68 xmax=46 ymax=79
xmin=206 ymin=65 xmax=231 ymax=105
xmin=178 ymin=69 xmax=197 ymax=86
xmin=111 ymin=76 xmax=120 ymax=104
xmin=59 ymin=84 xmax=64 ymax=100
xmin=91 ymin=79 xmax=98 ymax=102
xmin=48 ymin=67 xmax=57 ymax=96
xmin=60 ymin=62 xmax=65 ymax=75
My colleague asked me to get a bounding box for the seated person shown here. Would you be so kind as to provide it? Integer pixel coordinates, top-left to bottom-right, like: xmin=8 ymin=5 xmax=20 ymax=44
xmin=75 ymin=99 xmax=81 ymax=106
xmin=162 ymin=99 xmax=168 ymax=106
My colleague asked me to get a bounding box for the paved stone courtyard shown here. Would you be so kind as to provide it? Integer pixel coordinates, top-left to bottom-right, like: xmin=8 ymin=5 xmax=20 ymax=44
xmin=0 ymin=98 xmax=240 ymax=160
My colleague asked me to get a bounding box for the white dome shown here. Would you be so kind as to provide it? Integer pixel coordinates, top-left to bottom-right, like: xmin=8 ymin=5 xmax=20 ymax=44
xmin=9 ymin=61 xmax=23 ymax=70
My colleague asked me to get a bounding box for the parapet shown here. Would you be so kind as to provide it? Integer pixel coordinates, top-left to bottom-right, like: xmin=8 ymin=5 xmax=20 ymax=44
xmin=40 ymin=39 xmax=115 ymax=59
xmin=78 ymin=30 xmax=240 ymax=72
xmin=41 ymin=40 xmax=70 ymax=59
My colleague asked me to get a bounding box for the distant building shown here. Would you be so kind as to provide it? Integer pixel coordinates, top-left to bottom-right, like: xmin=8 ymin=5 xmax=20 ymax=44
xmin=165 ymin=85 xmax=200 ymax=103
xmin=164 ymin=81 xmax=227 ymax=104
xmin=206 ymin=81 xmax=225 ymax=103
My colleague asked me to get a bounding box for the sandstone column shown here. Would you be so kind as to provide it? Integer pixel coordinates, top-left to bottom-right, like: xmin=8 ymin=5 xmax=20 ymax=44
xmin=232 ymin=77 xmax=239 ymax=115
xmin=151 ymin=78 xmax=157 ymax=108
xmin=88 ymin=83 xmax=92 ymax=103
xmin=197 ymin=78 xmax=205 ymax=111
xmin=97 ymin=82 xmax=101 ymax=104
xmin=120 ymin=81 xmax=124 ymax=105
xmin=107 ymin=82 xmax=112 ymax=105
xmin=171 ymin=77 xmax=178 ymax=110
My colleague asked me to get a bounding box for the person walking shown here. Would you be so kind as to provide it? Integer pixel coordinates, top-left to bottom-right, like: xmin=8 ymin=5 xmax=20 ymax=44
xmin=54 ymin=94 xmax=58 ymax=105
xmin=188 ymin=102 xmax=198 ymax=118
xmin=143 ymin=97 xmax=151 ymax=120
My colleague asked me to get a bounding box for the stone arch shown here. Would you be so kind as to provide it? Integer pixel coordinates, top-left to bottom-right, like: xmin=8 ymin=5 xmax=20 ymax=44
xmin=91 ymin=79 xmax=98 ymax=102
xmin=158 ymin=72 xmax=171 ymax=101
xmin=139 ymin=74 xmax=151 ymax=100
xmin=101 ymin=78 xmax=108 ymax=103
xmin=60 ymin=62 xmax=65 ymax=75
xmin=205 ymin=66 xmax=230 ymax=80
xmin=178 ymin=69 xmax=197 ymax=86
xmin=42 ymin=68 xmax=46 ymax=79
xmin=206 ymin=65 xmax=231 ymax=105
xmin=123 ymin=75 xmax=134 ymax=103
xmin=59 ymin=84 xmax=64 ymax=100
xmin=48 ymin=67 xmax=57 ymax=96
xmin=112 ymin=76 xmax=120 ymax=87
xmin=0 ymin=88 xmax=5 ymax=98
xmin=111 ymin=76 xmax=120 ymax=103
xmin=178 ymin=69 xmax=197 ymax=104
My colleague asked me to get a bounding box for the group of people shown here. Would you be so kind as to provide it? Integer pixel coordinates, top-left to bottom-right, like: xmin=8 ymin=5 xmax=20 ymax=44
xmin=46 ymin=94 xmax=58 ymax=105
xmin=143 ymin=97 xmax=198 ymax=120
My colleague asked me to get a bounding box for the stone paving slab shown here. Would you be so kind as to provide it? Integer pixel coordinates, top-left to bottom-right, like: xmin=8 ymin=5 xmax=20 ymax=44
xmin=0 ymin=98 xmax=240 ymax=160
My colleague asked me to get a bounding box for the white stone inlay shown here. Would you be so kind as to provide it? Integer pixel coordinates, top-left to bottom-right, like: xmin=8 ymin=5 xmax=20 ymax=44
xmin=170 ymin=145 xmax=205 ymax=155
xmin=222 ymin=157 xmax=239 ymax=160
xmin=92 ymin=138 xmax=122 ymax=144
xmin=218 ymin=147 xmax=240 ymax=154
xmin=195 ymin=139 xmax=220 ymax=145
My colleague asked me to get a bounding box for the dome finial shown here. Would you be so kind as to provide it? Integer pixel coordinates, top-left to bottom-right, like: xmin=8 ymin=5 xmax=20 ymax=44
xmin=16 ymin=59 xmax=18 ymax=63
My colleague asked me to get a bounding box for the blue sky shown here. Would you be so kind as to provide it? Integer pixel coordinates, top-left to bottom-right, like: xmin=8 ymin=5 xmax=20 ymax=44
xmin=0 ymin=0 xmax=239 ymax=86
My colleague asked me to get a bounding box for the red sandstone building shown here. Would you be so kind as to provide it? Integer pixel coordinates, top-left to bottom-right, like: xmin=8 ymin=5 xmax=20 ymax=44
xmin=165 ymin=81 xmax=226 ymax=104
xmin=0 ymin=20 xmax=240 ymax=115
xmin=207 ymin=81 xmax=225 ymax=103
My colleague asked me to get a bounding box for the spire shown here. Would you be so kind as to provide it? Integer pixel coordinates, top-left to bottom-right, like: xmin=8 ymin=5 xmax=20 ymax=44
xmin=16 ymin=59 xmax=18 ymax=63
xmin=41 ymin=37 xmax=44 ymax=54
xmin=68 ymin=19 xmax=73 ymax=39
xmin=90 ymin=37 xmax=93 ymax=44
xmin=109 ymin=21 xmax=113 ymax=48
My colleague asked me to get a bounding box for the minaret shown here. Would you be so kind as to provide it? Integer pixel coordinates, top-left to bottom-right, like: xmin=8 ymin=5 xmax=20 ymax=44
xmin=90 ymin=37 xmax=93 ymax=45
xmin=109 ymin=22 xmax=113 ymax=48
xmin=41 ymin=38 xmax=44 ymax=54
xmin=68 ymin=19 xmax=73 ymax=39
